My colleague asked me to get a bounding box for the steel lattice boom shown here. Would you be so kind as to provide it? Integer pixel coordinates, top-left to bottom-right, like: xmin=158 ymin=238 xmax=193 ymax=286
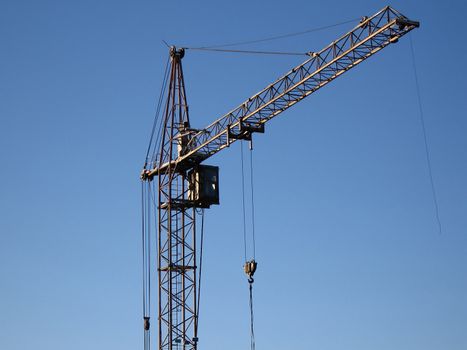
xmin=143 ymin=6 xmax=419 ymax=180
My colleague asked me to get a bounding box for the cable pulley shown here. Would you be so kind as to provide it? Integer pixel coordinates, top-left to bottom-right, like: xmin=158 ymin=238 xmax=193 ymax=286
xmin=244 ymin=259 xmax=258 ymax=284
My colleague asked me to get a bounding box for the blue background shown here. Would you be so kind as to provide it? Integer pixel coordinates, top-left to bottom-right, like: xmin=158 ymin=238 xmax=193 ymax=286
xmin=1 ymin=0 xmax=466 ymax=349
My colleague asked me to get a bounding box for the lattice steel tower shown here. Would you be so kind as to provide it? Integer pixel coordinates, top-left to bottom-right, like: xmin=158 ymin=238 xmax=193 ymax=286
xmin=156 ymin=46 xmax=198 ymax=350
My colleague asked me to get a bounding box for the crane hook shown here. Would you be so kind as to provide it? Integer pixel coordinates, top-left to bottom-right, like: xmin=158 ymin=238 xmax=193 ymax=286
xmin=244 ymin=259 xmax=257 ymax=284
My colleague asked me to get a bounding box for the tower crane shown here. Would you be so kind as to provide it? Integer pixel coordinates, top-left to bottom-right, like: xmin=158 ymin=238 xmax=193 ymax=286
xmin=140 ymin=6 xmax=419 ymax=350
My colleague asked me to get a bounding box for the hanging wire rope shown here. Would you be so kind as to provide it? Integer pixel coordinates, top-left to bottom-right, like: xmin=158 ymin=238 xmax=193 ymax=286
xmin=249 ymin=282 xmax=256 ymax=350
xmin=240 ymin=141 xmax=258 ymax=260
xmin=240 ymin=142 xmax=248 ymax=262
xmin=248 ymin=145 xmax=257 ymax=350
xmin=409 ymin=34 xmax=443 ymax=235
xmin=141 ymin=182 xmax=146 ymax=314
xmin=141 ymin=181 xmax=152 ymax=350
xmin=194 ymin=17 xmax=359 ymax=49
xmin=195 ymin=208 xmax=205 ymax=337
xmin=147 ymin=183 xmax=152 ymax=303
xmin=150 ymin=57 xmax=171 ymax=165
xmin=249 ymin=145 xmax=257 ymax=259
xmin=141 ymin=182 xmax=146 ymax=316
xmin=184 ymin=47 xmax=308 ymax=56
xmin=145 ymin=56 xmax=171 ymax=167
xmin=239 ymin=140 xmax=259 ymax=350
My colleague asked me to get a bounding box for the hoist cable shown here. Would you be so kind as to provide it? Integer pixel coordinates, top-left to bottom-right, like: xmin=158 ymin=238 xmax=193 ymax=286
xmin=145 ymin=56 xmax=170 ymax=166
xmin=184 ymin=47 xmax=307 ymax=56
xmin=141 ymin=182 xmax=146 ymax=314
xmin=249 ymin=147 xmax=256 ymax=259
xmin=147 ymin=183 xmax=152 ymax=311
xmin=249 ymin=282 xmax=256 ymax=350
xmin=409 ymin=34 xmax=443 ymax=235
xmin=240 ymin=142 xmax=248 ymax=262
xmin=195 ymin=209 xmax=205 ymax=336
xmin=194 ymin=18 xmax=359 ymax=49
xmin=141 ymin=181 xmax=151 ymax=350
xmin=151 ymin=56 xmax=171 ymax=164
xmin=240 ymin=142 xmax=258 ymax=350
xmin=147 ymin=183 xmax=153 ymax=350
xmin=248 ymin=147 xmax=257 ymax=350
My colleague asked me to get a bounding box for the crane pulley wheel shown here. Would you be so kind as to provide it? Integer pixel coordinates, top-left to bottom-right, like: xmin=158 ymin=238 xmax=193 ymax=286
xmin=244 ymin=259 xmax=258 ymax=283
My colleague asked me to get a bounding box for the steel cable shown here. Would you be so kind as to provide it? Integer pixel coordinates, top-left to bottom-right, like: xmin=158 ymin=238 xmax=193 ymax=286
xmin=151 ymin=57 xmax=171 ymax=165
xmin=249 ymin=146 xmax=256 ymax=259
xmin=240 ymin=141 xmax=258 ymax=350
xmin=141 ymin=181 xmax=151 ymax=350
xmin=145 ymin=56 xmax=170 ymax=167
xmin=141 ymin=182 xmax=146 ymax=315
xmin=249 ymin=282 xmax=256 ymax=350
xmin=184 ymin=47 xmax=307 ymax=56
xmin=190 ymin=18 xmax=359 ymax=49
xmin=241 ymin=142 xmax=248 ymax=262
xmin=195 ymin=209 xmax=205 ymax=338
xmin=409 ymin=34 xmax=443 ymax=235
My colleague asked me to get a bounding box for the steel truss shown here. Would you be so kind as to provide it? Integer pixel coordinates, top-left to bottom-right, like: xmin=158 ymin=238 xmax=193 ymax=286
xmin=145 ymin=6 xmax=419 ymax=179
xmin=157 ymin=47 xmax=198 ymax=350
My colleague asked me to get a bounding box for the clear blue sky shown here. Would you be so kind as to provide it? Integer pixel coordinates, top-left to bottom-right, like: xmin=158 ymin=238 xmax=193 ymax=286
xmin=1 ymin=1 xmax=466 ymax=349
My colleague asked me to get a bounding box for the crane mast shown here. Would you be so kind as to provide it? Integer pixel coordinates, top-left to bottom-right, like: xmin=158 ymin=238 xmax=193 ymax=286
xmin=141 ymin=6 xmax=419 ymax=350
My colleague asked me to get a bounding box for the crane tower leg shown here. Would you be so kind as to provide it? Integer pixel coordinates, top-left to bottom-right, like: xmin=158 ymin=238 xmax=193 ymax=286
xmin=157 ymin=47 xmax=198 ymax=350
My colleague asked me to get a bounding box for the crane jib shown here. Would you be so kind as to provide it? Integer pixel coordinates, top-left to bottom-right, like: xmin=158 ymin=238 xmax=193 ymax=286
xmin=144 ymin=6 xmax=419 ymax=180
